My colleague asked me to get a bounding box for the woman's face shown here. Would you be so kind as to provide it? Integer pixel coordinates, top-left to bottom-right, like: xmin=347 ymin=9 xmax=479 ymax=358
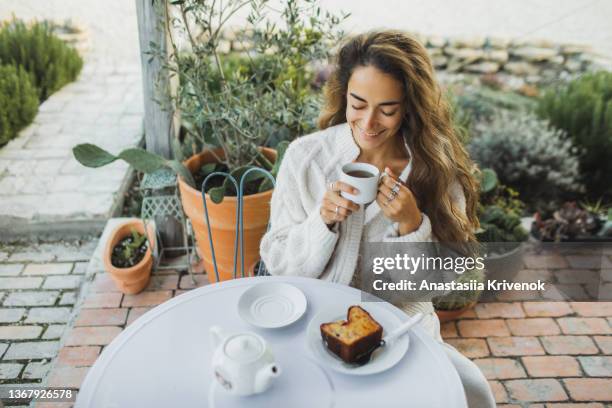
xmin=346 ymin=65 xmax=405 ymax=151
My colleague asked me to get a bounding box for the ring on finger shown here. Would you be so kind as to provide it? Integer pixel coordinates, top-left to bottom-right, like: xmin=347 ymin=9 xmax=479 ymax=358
xmin=386 ymin=194 xmax=395 ymax=204
xmin=391 ymin=182 xmax=400 ymax=195
xmin=335 ymin=205 xmax=339 ymax=215
xmin=329 ymin=181 xmax=335 ymax=191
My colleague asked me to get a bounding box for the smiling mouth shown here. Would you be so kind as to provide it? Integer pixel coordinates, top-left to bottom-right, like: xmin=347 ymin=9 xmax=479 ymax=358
xmin=355 ymin=124 xmax=385 ymax=137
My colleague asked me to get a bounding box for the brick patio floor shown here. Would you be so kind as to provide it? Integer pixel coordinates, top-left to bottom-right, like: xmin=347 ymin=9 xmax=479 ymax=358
xmin=0 ymin=239 xmax=98 ymax=408
xmin=0 ymin=231 xmax=610 ymax=407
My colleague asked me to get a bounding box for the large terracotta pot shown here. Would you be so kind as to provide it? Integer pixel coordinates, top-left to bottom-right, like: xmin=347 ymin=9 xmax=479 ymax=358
xmin=103 ymin=219 xmax=156 ymax=295
xmin=178 ymin=148 xmax=277 ymax=283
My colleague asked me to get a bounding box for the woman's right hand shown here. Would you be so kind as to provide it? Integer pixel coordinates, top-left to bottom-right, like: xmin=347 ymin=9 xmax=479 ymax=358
xmin=320 ymin=181 xmax=361 ymax=226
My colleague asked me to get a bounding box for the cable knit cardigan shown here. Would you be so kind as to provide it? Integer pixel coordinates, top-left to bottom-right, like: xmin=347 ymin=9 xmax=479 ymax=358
xmin=260 ymin=122 xmax=466 ymax=327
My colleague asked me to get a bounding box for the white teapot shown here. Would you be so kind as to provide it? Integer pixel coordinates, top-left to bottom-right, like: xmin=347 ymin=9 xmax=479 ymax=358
xmin=209 ymin=326 xmax=281 ymax=396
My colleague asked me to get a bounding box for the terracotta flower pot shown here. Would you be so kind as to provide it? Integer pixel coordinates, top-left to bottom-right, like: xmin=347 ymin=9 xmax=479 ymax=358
xmin=435 ymin=301 xmax=477 ymax=323
xmin=177 ymin=147 xmax=277 ymax=283
xmin=103 ymin=219 xmax=156 ymax=295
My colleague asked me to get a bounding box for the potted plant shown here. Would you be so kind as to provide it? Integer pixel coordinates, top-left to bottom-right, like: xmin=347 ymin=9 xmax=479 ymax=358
xmin=433 ymin=267 xmax=485 ymax=322
xmin=73 ymin=0 xmax=346 ymax=282
xmin=103 ymin=219 xmax=156 ymax=294
xmin=532 ymin=200 xmax=612 ymax=242
xmin=476 ymin=168 xmax=529 ymax=282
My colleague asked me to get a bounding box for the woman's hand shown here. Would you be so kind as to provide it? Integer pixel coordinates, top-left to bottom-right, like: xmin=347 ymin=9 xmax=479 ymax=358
xmin=320 ymin=181 xmax=361 ymax=226
xmin=377 ymin=167 xmax=423 ymax=235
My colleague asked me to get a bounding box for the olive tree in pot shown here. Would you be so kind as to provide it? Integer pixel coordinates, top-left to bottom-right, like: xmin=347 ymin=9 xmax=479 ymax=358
xmin=74 ymin=0 xmax=346 ymax=282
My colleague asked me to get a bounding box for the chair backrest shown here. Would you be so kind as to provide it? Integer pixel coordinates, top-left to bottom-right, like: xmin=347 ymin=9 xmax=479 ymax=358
xmin=201 ymin=169 xmax=276 ymax=281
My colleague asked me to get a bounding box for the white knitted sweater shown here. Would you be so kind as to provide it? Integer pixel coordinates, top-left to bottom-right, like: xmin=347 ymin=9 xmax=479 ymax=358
xmin=260 ymin=122 xmax=466 ymax=332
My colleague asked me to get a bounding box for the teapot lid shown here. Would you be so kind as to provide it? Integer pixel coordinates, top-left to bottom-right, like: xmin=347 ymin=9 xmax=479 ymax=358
xmin=224 ymin=334 xmax=263 ymax=362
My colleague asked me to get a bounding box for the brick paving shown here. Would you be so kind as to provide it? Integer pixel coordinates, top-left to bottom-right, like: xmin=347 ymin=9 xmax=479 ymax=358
xmin=0 ymin=239 xmax=97 ymax=408
xmin=4 ymin=237 xmax=598 ymax=408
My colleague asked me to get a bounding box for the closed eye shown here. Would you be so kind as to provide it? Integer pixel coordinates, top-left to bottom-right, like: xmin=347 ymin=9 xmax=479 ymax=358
xmin=382 ymin=110 xmax=397 ymax=117
xmin=351 ymin=105 xmax=366 ymax=110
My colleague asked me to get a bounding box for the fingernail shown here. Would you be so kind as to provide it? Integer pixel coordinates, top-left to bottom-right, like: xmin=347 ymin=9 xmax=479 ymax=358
xmin=353 ymin=188 xmax=359 ymax=193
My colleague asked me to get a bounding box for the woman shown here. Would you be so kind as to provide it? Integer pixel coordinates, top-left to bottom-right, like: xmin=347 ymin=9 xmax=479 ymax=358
xmin=260 ymin=31 xmax=495 ymax=407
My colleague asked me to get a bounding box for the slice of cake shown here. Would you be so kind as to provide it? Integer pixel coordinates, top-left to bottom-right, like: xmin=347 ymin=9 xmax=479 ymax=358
xmin=320 ymin=305 xmax=383 ymax=364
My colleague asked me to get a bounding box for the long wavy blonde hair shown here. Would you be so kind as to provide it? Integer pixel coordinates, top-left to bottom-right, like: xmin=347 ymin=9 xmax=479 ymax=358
xmin=319 ymin=31 xmax=479 ymax=244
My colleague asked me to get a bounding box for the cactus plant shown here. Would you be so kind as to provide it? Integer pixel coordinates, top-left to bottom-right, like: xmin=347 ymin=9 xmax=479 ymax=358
xmin=72 ymin=144 xmax=196 ymax=188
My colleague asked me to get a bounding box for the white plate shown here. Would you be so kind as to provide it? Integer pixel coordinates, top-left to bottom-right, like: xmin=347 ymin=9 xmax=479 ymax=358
xmin=238 ymin=283 xmax=307 ymax=328
xmin=306 ymin=303 xmax=410 ymax=375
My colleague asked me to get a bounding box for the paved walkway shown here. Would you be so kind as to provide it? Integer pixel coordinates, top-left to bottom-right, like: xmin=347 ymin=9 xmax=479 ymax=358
xmin=0 ymin=0 xmax=144 ymax=240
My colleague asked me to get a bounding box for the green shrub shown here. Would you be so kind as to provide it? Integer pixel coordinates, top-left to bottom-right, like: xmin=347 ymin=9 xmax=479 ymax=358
xmin=456 ymin=87 xmax=535 ymax=126
xmin=536 ymin=71 xmax=612 ymax=198
xmin=468 ymin=111 xmax=583 ymax=210
xmin=0 ymin=64 xmax=38 ymax=146
xmin=0 ymin=19 xmax=83 ymax=101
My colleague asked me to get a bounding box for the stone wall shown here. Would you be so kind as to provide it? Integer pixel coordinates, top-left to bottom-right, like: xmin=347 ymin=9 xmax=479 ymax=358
xmin=418 ymin=34 xmax=611 ymax=83
xmin=214 ymin=29 xmax=612 ymax=90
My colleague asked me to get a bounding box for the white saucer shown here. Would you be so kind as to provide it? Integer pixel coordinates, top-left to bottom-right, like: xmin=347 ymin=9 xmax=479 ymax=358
xmin=238 ymin=283 xmax=307 ymax=328
xmin=306 ymin=303 xmax=410 ymax=375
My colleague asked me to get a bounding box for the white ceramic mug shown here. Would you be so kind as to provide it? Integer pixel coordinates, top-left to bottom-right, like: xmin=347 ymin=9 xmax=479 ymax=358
xmin=339 ymin=163 xmax=384 ymax=204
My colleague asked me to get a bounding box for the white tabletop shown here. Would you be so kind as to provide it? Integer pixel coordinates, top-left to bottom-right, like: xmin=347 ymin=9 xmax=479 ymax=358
xmin=75 ymin=276 xmax=467 ymax=408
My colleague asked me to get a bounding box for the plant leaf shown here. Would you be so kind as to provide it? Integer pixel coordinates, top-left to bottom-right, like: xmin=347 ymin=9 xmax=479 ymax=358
xmin=208 ymin=186 xmax=225 ymax=204
xmin=72 ymin=144 xmax=118 ymax=168
xmin=118 ymin=148 xmax=167 ymax=173
xmin=259 ymin=177 xmax=274 ymax=192
xmin=270 ymin=140 xmax=289 ymax=177
xmin=199 ymin=163 xmax=218 ymax=177
xmin=171 ymin=137 xmax=184 ymax=162
xmin=480 ymin=168 xmax=498 ymax=193
xmin=166 ymin=160 xmax=196 ymax=188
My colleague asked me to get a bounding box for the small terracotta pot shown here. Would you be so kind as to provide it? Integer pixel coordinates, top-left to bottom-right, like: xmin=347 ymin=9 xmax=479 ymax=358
xmin=103 ymin=219 xmax=155 ymax=295
xmin=435 ymin=301 xmax=478 ymax=323
xmin=178 ymin=147 xmax=277 ymax=283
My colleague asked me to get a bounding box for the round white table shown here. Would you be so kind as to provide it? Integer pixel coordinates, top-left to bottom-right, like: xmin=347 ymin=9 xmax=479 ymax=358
xmin=75 ymin=276 xmax=467 ymax=408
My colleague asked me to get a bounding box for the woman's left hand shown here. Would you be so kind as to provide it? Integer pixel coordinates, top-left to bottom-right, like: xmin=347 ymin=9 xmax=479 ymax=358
xmin=376 ymin=167 xmax=423 ymax=235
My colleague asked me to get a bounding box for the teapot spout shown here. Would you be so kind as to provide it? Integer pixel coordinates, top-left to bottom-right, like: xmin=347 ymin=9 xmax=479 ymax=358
xmin=255 ymin=363 xmax=281 ymax=393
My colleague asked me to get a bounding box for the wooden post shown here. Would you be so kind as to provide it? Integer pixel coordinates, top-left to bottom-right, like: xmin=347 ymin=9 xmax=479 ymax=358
xmin=135 ymin=0 xmax=184 ymax=255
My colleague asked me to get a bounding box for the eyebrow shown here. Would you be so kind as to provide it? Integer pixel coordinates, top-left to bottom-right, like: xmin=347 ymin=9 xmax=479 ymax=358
xmin=349 ymin=92 xmax=401 ymax=107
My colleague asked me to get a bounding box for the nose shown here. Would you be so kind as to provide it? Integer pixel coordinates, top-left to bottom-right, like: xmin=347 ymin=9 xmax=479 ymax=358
xmin=364 ymin=109 xmax=376 ymax=130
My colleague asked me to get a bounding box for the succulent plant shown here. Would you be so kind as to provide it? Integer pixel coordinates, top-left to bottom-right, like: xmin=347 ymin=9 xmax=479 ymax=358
xmin=532 ymin=201 xmax=602 ymax=242
xmin=432 ymin=267 xmax=485 ymax=310
xmin=477 ymin=168 xmax=529 ymax=244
